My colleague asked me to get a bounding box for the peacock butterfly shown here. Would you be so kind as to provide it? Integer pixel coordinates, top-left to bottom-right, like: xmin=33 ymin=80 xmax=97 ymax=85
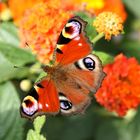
xmin=20 ymin=16 xmax=105 ymax=119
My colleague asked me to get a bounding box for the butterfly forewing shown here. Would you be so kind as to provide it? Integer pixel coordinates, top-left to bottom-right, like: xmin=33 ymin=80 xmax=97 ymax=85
xmin=55 ymin=16 xmax=92 ymax=65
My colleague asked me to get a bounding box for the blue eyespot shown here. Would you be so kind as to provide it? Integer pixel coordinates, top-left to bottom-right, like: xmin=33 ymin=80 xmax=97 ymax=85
xmin=60 ymin=100 xmax=72 ymax=110
xmin=83 ymin=57 xmax=95 ymax=71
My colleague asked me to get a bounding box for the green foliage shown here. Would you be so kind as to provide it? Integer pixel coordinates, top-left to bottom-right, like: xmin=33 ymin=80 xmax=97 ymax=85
xmin=27 ymin=116 xmax=46 ymax=140
xmin=0 ymin=82 xmax=26 ymax=140
xmin=0 ymin=42 xmax=36 ymax=66
xmin=123 ymin=0 xmax=140 ymax=18
xmin=93 ymin=51 xmax=114 ymax=65
xmin=0 ymin=22 xmax=19 ymax=47
xmin=0 ymin=22 xmax=36 ymax=83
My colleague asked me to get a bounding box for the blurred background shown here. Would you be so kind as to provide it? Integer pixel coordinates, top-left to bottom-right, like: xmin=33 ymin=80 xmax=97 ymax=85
xmin=0 ymin=0 xmax=140 ymax=140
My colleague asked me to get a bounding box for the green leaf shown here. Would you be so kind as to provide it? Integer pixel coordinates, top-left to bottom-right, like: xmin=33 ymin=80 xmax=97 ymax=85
xmin=0 ymin=42 xmax=36 ymax=66
xmin=0 ymin=81 xmax=26 ymax=140
xmin=0 ymin=22 xmax=19 ymax=47
xmin=27 ymin=116 xmax=46 ymax=140
xmin=0 ymin=52 xmax=30 ymax=83
xmin=27 ymin=130 xmax=46 ymax=140
xmin=123 ymin=0 xmax=140 ymax=18
xmin=34 ymin=116 xmax=46 ymax=134
xmin=93 ymin=51 xmax=114 ymax=65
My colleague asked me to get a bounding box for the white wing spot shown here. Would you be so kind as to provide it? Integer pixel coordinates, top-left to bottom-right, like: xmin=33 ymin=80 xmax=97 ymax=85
xmin=46 ymin=104 xmax=49 ymax=108
xmin=78 ymin=43 xmax=82 ymax=46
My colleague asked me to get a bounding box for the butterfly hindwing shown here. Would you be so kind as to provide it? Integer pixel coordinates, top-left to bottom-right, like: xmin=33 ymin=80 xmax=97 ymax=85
xmin=73 ymin=54 xmax=105 ymax=92
xmin=55 ymin=16 xmax=92 ymax=65
xmin=55 ymin=54 xmax=105 ymax=115
xmin=21 ymin=79 xmax=60 ymax=119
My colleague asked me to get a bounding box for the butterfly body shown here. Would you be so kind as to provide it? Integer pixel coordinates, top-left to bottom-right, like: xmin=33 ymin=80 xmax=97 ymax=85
xmin=21 ymin=16 xmax=105 ymax=119
xmin=43 ymin=65 xmax=68 ymax=82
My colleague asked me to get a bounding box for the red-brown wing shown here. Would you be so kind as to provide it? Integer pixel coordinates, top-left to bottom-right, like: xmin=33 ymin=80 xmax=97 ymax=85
xmin=54 ymin=16 xmax=92 ymax=65
xmin=56 ymin=54 xmax=105 ymax=115
xmin=20 ymin=79 xmax=60 ymax=119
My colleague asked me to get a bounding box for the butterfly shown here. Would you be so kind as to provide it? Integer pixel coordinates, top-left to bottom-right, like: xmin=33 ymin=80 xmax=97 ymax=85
xmin=20 ymin=16 xmax=105 ymax=119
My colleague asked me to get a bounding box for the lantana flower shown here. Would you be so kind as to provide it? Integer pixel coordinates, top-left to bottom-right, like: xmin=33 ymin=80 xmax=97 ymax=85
xmin=8 ymin=0 xmax=43 ymax=24
xmin=93 ymin=12 xmax=123 ymax=40
xmin=8 ymin=0 xmax=77 ymax=25
xmin=95 ymin=54 xmax=140 ymax=116
xmin=19 ymin=2 xmax=73 ymax=64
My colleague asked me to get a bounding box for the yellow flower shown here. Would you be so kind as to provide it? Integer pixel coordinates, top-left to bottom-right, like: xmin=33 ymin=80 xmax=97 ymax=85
xmin=93 ymin=12 xmax=123 ymax=40
xmin=73 ymin=0 xmax=105 ymax=9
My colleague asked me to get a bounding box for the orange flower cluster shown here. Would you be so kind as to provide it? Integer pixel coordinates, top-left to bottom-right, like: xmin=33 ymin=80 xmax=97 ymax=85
xmin=8 ymin=0 xmax=43 ymax=24
xmin=8 ymin=0 xmax=127 ymax=25
xmin=95 ymin=54 xmax=140 ymax=116
xmin=93 ymin=12 xmax=123 ymax=40
xmin=19 ymin=1 xmax=73 ymax=64
xmin=8 ymin=0 xmax=77 ymax=25
xmin=67 ymin=0 xmax=127 ymax=22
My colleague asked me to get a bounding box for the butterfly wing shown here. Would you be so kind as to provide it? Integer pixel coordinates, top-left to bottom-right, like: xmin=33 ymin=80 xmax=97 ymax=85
xmin=54 ymin=16 xmax=92 ymax=65
xmin=55 ymin=54 xmax=105 ymax=114
xmin=21 ymin=16 xmax=105 ymax=118
xmin=20 ymin=79 xmax=60 ymax=119
xmin=52 ymin=17 xmax=105 ymax=114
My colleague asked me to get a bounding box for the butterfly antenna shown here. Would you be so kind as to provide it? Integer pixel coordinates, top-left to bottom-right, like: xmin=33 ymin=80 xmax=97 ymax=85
xmin=14 ymin=65 xmax=42 ymax=72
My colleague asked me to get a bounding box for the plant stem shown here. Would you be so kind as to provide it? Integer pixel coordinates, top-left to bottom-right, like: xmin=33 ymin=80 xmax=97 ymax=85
xmin=91 ymin=32 xmax=104 ymax=44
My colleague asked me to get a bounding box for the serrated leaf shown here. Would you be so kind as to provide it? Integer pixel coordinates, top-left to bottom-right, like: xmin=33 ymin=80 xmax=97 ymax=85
xmin=0 ymin=81 xmax=26 ymax=140
xmin=93 ymin=51 xmax=114 ymax=65
xmin=0 ymin=42 xmax=36 ymax=66
xmin=0 ymin=22 xmax=19 ymax=47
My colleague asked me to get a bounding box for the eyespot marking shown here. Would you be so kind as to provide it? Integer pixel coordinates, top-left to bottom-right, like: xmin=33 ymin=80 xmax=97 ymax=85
xmin=74 ymin=62 xmax=82 ymax=69
xmin=59 ymin=93 xmax=73 ymax=112
xmin=74 ymin=55 xmax=96 ymax=71
xmin=60 ymin=100 xmax=72 ymax=110
xmin=83 ymin=57 xmax=95 ymax=71
xmin=65 ymin=26 xmax=74 ymax=34
xmin=56 ymin=48 xmax=63 ymax=54
xmin=57 ymin=33 xmax=71 ymax=44
xmin=21 ymin=96 xmax=38 ymax=116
